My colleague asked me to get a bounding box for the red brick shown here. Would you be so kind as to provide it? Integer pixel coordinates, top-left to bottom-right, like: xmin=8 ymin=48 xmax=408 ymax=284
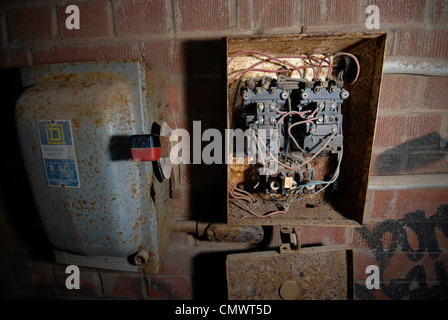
xmin=174 ymin=192 xmax=191 ymax=217
xmin=435 ymin=227 xmax=448 ymax=248
xmin=101 ymin=272 xmax=146 ymax=299
xmin=354 ymin=281 xmax=389 ymax=300
xmin=158 ymin=247 xmax=192 ymax=275
xmin=113 ymin=0 xmax=168 ymax=36
xmin=369 ymin=150 xmax=405 ymax=176
xmin=252 ymin=0 xmax=296 ymax=29
xmin=146 ymin=275 xmax=192 ymax=299
xmin=237 ymin=0 xmax=251 ymax=29
xmin=58 ymin=1 xmax=113 ymax=39
xmin=0 ymin=49 xmax=29 ymax=68
xmin=433 ymin=0 xmax=448 ymax=24
xmin=373 ymin=114 xmax=443 ymax=148
xmin=378 ymin=74 xmax=423 ymax=111
xmin=303 ymin=0 xmax=362 ymax=26
xmin=299 ymin=226 xmax=352 ymax=246
xmin=8 ymin=7 xmax=53 ymax=42
xmin=353 ymin=251 xmax=447 ymax=282
xmin=407 ymin=151 xmax=448 ymax=174
xmin=13 ymin=267 xmax=56 ymax=295
xmin=54 ymin=269 xmax=103 ymax=297
xmin=32 ymin=43 xmax=139 ymax=65
xmin=384 ymin=253 xmax=448 ymax=280
xmin=367 ymin=189 xmax=448 ymax=220
xmin=140 ymin=40 xmax=184 ymax=78
xmin=423 ymin=76 xmax=448 ymax=110
xmin=353 ymin=250 xmax=379 ymax=280
xmin=395 ymin=29 xmax=448 ymax=59
xmin=167 ymin=82 xmax=183 ymax=118
xmin=371 ymin=0 xmax=426 ymax=23
xmin=178 ymin=0 xmax=232 ymax=32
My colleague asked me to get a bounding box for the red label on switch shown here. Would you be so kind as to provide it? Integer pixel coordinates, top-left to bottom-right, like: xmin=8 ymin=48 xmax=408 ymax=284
xmin=131 ymin=148 xmax=161 ymax=161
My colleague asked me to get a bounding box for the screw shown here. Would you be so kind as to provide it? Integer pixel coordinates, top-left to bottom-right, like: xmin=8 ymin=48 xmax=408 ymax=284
xmin=330 ymin=102 xmax=336 ymax=110
xmin=301 ymin=91 xmax=308 ymax=99
xmin=269 ymin=87 xmax=277 ymax=94
xmin=340 ymin=89 xmax=349 ymax=99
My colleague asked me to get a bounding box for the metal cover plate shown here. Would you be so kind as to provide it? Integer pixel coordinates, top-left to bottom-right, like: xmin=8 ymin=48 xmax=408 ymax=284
xmin=226 ymin=245 xmax=353 ymax=300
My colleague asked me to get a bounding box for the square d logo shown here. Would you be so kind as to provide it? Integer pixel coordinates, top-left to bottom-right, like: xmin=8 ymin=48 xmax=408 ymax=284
xmin=46 ymin=124 xmax=65 ymax=145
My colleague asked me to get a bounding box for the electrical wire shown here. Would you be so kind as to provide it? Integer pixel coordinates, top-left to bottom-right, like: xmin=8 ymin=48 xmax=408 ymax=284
xmin=333 ymin=52 xmax=361 ymax=84
xmin=228 ymin=171 xmax=287 ymax=218
xmin=253 ymin=129 xmax=295 ymax=170
xmin=227 ymin=49 xmax=355 ymax=212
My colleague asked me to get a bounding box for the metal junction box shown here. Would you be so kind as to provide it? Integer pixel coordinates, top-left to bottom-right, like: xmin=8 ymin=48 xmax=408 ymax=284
xmin=226 ymin=32 xmax=387 ymax=228
xmin=15 ymin=61 xmax=171 ymax=273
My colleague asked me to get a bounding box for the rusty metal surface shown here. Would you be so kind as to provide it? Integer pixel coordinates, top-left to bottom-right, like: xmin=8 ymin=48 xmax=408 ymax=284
xmin=226 ymin=32 xmax=387 ymax=227
xmin=205 ymin=224 xmax=263 ymax=243
xmin=15 ymin=61 xmax=172 ymax=273
xmin=226 ymin=245 xmax=353 ymax=300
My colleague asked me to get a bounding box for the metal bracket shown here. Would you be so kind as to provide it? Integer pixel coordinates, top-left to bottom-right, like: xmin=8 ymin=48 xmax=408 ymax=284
xmin=279 ymin=226 xmax=301 ymax=253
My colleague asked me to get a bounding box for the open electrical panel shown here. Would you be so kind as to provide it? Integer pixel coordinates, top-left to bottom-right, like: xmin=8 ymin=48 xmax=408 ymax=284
xmin=226 ymin=33 xmax=387 ymax=227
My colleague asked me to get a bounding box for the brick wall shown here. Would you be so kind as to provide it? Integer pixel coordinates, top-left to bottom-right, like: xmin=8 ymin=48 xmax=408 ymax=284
xmin=0 ymin=0 xmax=447 ymax=300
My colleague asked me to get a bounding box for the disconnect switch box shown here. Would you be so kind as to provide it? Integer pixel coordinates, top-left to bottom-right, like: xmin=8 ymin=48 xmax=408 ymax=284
xmin=15 ymin=61 xmax=172 ymax=273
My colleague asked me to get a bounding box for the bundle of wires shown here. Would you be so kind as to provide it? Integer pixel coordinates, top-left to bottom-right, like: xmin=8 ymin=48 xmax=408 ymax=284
xmin=228 ymin=171 xmax=287 ymax=218
xmin=226 ymin=50 xmax=359 ymax=217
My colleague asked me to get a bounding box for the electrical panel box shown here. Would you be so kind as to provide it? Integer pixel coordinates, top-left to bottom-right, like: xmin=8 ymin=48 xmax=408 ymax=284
xmin=15 ymin=61 xmax=171 ymax=273
xmin=226 ymin=32 xmax=387 ymax=228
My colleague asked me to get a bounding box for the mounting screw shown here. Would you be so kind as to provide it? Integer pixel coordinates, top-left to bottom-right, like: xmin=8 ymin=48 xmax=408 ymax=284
xmin=280 ymin=91 xmax=289 ymax=100
xmin=242 ymin=91 xmax=251 ymax=100
xmin=301 ymin=91 xmax=308 ymax=99
xmin=340 ymin=89 xmax=349 ymax=99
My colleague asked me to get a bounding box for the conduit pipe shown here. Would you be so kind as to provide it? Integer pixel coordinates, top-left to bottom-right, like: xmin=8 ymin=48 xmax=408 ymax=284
xmin=383 ymin=56 xmax=448 ymax=77
xmin=171 ymin=220 xmax=264 ymax=243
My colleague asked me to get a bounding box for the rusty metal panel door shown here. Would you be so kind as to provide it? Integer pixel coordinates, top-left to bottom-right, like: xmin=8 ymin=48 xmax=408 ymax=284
xmin=226 ymin=245 xmax=353 ymax=300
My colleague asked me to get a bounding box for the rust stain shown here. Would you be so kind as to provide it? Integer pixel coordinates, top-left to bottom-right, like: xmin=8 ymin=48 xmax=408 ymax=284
xmin=226 ymin=247 xmax=353 ymax=300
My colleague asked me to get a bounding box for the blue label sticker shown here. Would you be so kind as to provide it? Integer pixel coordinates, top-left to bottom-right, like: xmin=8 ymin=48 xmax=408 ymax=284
xmin=38 ymin=120 xmax=80 ymax=188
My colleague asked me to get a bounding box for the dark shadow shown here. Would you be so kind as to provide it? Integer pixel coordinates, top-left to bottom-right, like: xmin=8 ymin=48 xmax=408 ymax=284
xmin=192 ymin=251 xmax=229 ymax=300
xmin=183 ymin=39 xmax=228 ymax=223
xmin=375 ymin=132 xmax=448 ymax=175
xmin=0 ymin=68 xmax=52 ymax=264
